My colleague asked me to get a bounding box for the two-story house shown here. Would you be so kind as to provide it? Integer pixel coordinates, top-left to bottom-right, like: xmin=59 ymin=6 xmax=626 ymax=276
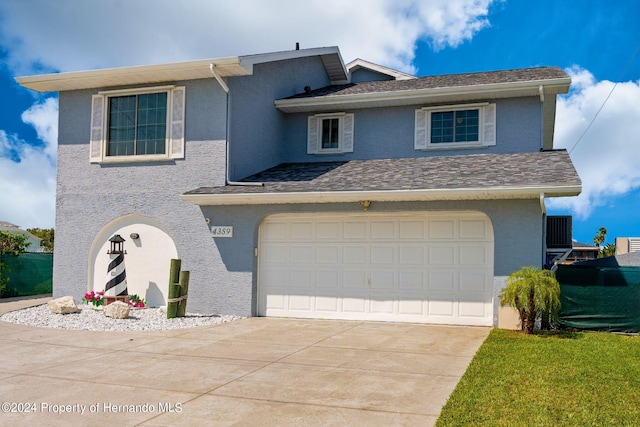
xmin=17 ymin=46 xmax=581 ymax=326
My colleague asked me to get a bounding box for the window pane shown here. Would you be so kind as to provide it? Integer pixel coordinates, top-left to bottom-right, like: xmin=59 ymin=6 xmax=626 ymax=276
xmin=107 ymin=92 xmax=167 ymax=156
xmin=431 ymin=111 xmax=453 ymax=143
xmin=431 ymin=109 xmax=478 ymax=144
xmin=107 ymin=96 xmax=136 ymax=156
xmin=454 ymin=109 xmax=479 ymax=142
xmin=321 ymin=118 xmax=340 ymax=149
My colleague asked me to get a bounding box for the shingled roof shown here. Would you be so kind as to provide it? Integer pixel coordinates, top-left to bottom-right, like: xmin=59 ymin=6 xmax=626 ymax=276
xmin=182 ymin=150 xmax=581 ymax=206
xmin=284 ymin=67 xmax=569 ymax=100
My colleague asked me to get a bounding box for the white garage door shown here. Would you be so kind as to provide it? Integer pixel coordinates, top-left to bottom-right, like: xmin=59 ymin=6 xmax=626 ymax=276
xmin=258 ymin=212 xmax=494 ymax=326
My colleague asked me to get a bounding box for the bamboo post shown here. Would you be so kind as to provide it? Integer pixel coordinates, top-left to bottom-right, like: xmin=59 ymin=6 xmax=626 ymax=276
xmin=166 ymin=259 xmax=182 ymax=319
xmin=176 ymin=271 xmax=190 ymax=317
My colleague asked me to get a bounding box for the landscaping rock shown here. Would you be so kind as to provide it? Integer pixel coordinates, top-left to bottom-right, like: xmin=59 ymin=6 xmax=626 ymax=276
xmin=47 ymin=296 xmax=80 ymax=315
xmin=104 ymin=301 xmax=130 ymax=319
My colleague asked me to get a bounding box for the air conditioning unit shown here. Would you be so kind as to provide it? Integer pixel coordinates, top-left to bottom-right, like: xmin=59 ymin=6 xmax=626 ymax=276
xmin=547 ymin=216 xmax=572 ymax=249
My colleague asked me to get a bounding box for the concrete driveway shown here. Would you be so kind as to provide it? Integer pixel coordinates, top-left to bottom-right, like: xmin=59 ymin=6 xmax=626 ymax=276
xmin=0 ymin=316 xmax=489 ymax=426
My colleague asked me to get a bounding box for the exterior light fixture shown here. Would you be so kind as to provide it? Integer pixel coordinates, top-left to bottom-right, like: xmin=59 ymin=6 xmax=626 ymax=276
xmin=130 ymin=233 xmax=140 ymax=240
xmin=360 ymin=200 xmax=372 ymax=211
xmin=107 ymin=234 xmax=127 ymax=255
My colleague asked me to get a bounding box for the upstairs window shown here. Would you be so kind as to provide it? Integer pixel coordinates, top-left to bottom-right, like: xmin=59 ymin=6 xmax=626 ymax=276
xmin=90 ymin=85 xmax=185 ymax=163
xmin=307 ymin=113 xmax=354 ymax=154
xmin=415 ymin=103 xmax=496 ymax=150
xmin=107 ymin=93 xmax=167 ymax=156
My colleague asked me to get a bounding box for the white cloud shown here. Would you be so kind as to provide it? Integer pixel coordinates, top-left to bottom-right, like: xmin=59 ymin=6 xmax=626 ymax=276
xmin=0 ymin=0 xmax=494 ymax=75
xmin=547 ymin=66 xmax=640 ymax=218
xmin=0 ymin=0 xmax=496 ymax=229
xmin=0 ymin=99 xmax=57 ymax=228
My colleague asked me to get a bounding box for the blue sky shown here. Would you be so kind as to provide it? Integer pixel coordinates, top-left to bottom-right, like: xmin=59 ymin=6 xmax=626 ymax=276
xmin=0 ymin=0 xmax=638 ymax=247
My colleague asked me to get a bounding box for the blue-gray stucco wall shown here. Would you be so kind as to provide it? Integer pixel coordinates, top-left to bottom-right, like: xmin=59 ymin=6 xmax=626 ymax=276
xmin=54 ymin=80 xmax=240 ymax=315
xmin=227 ymin=56 xmax=331 ymax=180
xmin=52 ymin=55 xmax=546 ymax=322
xmin=282 ymin=96 xmax=543 ymax=163
xmin=200 ymin=199 xmax=544 ymax=319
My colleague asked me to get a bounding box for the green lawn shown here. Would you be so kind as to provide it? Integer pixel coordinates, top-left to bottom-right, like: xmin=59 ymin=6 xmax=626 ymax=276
xmin=437 ymin=329 xmax=640 ymax=426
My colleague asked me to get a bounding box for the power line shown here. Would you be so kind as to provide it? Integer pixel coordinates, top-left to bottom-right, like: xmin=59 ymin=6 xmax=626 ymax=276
xmin=568 ymin=42 xmax=640 ymax=155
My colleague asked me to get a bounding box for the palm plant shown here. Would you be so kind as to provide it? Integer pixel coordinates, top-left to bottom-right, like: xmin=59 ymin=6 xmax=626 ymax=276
xmin=499 ymin=266 xmax=561 ymax=334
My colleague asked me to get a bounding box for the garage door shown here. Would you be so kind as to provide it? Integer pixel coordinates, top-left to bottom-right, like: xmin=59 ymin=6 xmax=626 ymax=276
xmin=258 ymin=212 xmax=494 ymax=326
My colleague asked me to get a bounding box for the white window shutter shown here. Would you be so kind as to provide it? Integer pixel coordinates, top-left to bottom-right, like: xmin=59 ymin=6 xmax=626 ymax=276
xmin=482 ymin=103 xmax=496 ymax=146
xmin=307 ymin=116 xmax=319 ymax=154
xmin=89 ymin=94 xmax=104 ymax=163
xmin=169 ymin=86 xmax=186 ymax=159
xmin=341 ymin=113 xmax=354 ymax=153
xmin=414 ymin=109 xmax=428 ymax=150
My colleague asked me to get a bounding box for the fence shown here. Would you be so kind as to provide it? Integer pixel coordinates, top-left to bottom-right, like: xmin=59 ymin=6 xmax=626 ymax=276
xmin=557 ymin=264 xmax=640 ymax=332
xmin=0 ymin=252 xmax=53 ymax=297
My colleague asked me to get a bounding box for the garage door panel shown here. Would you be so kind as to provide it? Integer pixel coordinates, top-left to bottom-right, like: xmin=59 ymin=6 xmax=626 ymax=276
xmin=290 ymin=270 xmax=313 ymax=288
xmin=429 ymin=220 xmax=455 ymax=239
xmin=370 ymin=270 xmax=395 ymax=289
xmin=259 ymin=212 xmax=493 ymax=326
xmin=343 ymin=297 xmax=367 ymax=313
xmin=428 ymin=271 xmax=456 ymax=291
xmin=371 ymin=221 xmax=395 ymax=239
xmin=398 ymin=298 xmax=424 ymax=315
xmin=343 ymin=270 xmax=367 ymax=289
xmin=459 ymin=246 xmax=488 ymax=265
xmin=429 ymin=246 xmax=455 ymax=265
xmin=371 ymin=245 xmax=395 ymax=264
xmin=459 ymin=298 xmax=490 ymax=318
xmin=315 ymin=294 xmax=340 ymax=312
xmin=315 ymin=270 xmax=340 ymax=288
xmin=459 ymin=220 xmax=487 ymax=239
xmin=399 ymin=271 xmax=424 ymax=290
xmin=316 ymin=222 xmax=340 ymax=239
xmin=290 ymin=222 xmax=313 ymax=239
xmin=459 ymin=271 xmax=488 ymax=292
xmin=370 ymin=296 xmax=394 ymax=314
xmin=428 ymin=299 xmax=455 ymax=316
xmin=343 ymin=245 xmax=367 ymax=263
xmin=289 ymin=245 xmax=314 ymax=263
xmin=343 ymin=221 xmax=367 ymax=239
xmin=316 ymin=245 xmax=341 ymax=263
xmin=399 ymin=221 xmax=425 ymax=239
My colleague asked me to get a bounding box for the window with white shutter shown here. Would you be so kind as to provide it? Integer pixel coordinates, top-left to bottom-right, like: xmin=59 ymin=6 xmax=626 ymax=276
xmin=307 ymin=113 xmax=355 ymax=154
xmin=89 ymin=85 xmax=186 ymax=163
xmin=414 ymin=103 xmax=496 ymax=150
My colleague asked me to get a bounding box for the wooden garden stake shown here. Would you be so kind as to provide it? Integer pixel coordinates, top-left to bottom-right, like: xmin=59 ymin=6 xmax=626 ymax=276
xmin=166 ymin=259 xmax=182 ymax=319
xmin=177 ymin=270 xmax=190 ymax=317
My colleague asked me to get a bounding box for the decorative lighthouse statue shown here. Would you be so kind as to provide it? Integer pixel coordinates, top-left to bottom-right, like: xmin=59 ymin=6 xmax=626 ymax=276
xmin=105 ymin=234 xmax=128 ymax=302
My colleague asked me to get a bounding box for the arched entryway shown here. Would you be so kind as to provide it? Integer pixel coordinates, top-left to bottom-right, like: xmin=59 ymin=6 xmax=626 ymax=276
xmin=88 ymin=215 xmax=178 ymax=307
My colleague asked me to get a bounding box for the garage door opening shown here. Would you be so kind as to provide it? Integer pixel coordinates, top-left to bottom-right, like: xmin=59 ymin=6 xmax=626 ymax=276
xmin=258 ymin=212 xmax=494 ymax=326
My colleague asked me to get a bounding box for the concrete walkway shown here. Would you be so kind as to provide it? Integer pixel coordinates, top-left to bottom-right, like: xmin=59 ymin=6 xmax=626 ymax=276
xmin=0 ymin=294 xmax=52 ymax=315
xmin=0 ymin=302 xmax=489 ymax=426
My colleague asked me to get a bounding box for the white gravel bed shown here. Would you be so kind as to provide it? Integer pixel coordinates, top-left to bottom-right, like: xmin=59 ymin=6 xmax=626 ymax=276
xmin=0 ymin=304 xmax=244 ymax=331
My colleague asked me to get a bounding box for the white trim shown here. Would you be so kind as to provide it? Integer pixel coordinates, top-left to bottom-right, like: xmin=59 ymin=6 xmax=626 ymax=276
xmin=346 ymin=58 xmax=416 ymax=81
xmin=307 ymin=113 xmax=354 ymax=154
xmin=275 ymin=78 xmax=571 ymax=113
xmin=181 ymin=185 xmax=582 ymax=206
xmin=98 ymin=85 xmax=176 ymax=95
xmin=17 ymin=46 xmax=347 ymax=92
xmin=415 ymin=103 xmax=495 ymax=151
xmin=90 ymin=86 xmax=186 ymax=163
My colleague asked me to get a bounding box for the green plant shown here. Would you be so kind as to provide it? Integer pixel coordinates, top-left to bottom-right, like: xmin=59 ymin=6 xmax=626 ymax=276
xmin=499 ymin=266 xmax=561 ymax=334
xmin=82 ymin=290 xmax=105 ymax=307
xmin=0 ymin=231 xmax=32 ymax=297
xmin=600 ymin=242 xmax=616 ymax=258
xmin=128 ymin=294 xmax=147 ymax=308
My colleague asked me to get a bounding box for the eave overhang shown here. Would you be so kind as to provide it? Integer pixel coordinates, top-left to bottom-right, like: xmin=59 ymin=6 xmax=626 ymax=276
xmin=180 ymin=184 xmax=582 ymax=207
xmin=16 ymin=46 xmax=348 ymax=92
xmin=275 ymin=78 xmax=571 ymax=113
